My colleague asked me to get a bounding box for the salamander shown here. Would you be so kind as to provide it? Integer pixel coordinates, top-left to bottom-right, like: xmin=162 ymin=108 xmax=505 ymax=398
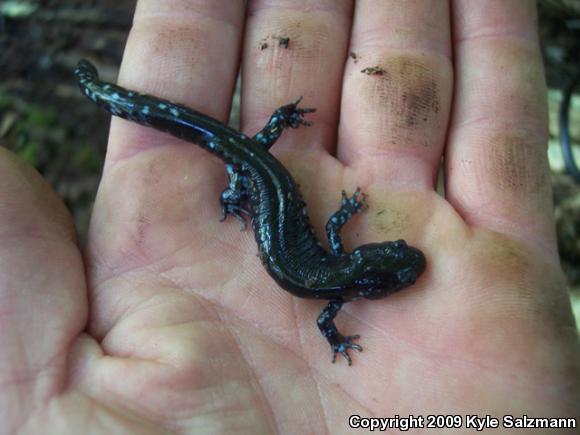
xmin=75 ymin=59 xmax=426 ymax=365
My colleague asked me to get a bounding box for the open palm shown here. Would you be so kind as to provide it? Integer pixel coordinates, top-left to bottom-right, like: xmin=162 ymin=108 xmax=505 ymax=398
xmin=4 ymin=1 xmax=579 ymax=434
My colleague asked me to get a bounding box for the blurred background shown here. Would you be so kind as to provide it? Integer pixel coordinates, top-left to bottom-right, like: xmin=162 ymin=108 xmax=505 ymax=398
xmin=0 ymin=0 xmax=579 ymax=327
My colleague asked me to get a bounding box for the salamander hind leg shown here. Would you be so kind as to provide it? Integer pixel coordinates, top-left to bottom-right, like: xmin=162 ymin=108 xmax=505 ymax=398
xmin=326 ymin=188 xmax=368 ymax=255
xmin=253 ymin=97 xmax=316 ymax=150
xmin=317 ymin=299 xmax=362 ymax=366
xmin=220 ymin=164 xmax=250 ymax=228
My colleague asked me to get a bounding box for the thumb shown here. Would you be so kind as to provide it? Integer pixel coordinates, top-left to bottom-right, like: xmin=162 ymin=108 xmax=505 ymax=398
xmin=0 ymin=147 xmax=87 ymax=431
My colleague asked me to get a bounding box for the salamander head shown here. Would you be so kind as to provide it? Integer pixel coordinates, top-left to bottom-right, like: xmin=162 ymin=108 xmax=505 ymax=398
xmin=350 ymin=240 xmax=426 ymax=299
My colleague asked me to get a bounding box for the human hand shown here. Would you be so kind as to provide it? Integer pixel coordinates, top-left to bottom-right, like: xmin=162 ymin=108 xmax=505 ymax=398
xmin=3 ymin=1 xmax=579 ymax=433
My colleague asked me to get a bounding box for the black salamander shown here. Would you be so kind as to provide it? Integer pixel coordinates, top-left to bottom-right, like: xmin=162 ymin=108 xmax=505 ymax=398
xmin=75 ymin=60 xmax=426 ymax=365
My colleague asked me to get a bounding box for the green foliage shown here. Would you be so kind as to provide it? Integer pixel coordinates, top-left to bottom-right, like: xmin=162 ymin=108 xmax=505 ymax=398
xmin=0 ymin=91 xmax=103 ymax=171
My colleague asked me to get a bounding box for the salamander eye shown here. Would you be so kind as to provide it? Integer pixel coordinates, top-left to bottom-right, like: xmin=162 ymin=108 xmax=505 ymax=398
xmin=394 ymin=240 xmax=407 ymax=249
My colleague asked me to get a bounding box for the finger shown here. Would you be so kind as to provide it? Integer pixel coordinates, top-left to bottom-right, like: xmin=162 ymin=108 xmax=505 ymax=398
xmin=0 ymin=148 xmax=86 ymax=430
xmin=106 ymin=0 xmax=245 ymax=162
xmin=242 ymin=0 xmax=354 ymax=153
xmin=88 ymin=0 xmax=245 ymax=270
xmin=86 ymin=1 xmax=246 ymax=334
xmin=445 ymin=0 xmax=554 ymax=248
xmin=338 ymin=0 xmax=453 ymax=187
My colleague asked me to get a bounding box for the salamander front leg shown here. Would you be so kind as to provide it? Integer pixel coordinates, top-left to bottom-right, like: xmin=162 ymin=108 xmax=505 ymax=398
xmin=253 ymin=97 xmax=316 ymax=150
xmin=326 ymin=188 xmax=368 ymax=255
xmin=220 ymin=164 xmax=250 ymax=228
xmin=317 ymin=299 xmax=362 ymax=366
